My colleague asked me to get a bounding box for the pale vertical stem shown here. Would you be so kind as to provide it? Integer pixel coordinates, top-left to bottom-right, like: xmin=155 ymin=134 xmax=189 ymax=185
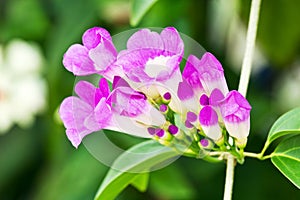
xmin=223 ymin=155 xmax=235 ymax=200
xmin=238 ymin=0 xmax=262 ymax=96
xmin=224 ymin=0 xmax=262 ymax=199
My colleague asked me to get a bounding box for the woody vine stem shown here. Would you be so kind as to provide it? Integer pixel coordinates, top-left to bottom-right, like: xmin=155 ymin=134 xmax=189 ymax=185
xmin=223 ymin=0 xmax=262 ymax=200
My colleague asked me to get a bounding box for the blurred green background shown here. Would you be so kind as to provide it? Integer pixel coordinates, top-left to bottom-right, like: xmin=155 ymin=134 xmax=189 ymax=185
xmin=0 ymin=0 xmax=300 ymax=199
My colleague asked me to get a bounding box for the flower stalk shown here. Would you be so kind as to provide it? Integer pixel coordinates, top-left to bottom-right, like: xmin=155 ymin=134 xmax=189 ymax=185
xmin=224 ymin=154 xmax=235 ymax=200
xmin=238 ymin=0 xmax=262 ymax=97
xmin=224 ymin=0 xmax=262 ymax=199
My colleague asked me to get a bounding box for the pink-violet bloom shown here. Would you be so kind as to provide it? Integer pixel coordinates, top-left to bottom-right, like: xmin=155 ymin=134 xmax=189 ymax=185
xmin=63 ymin=27 xmax=121 ymax=81
xmin=59 ymin=79 xmax=112 ymax=148
xmin=192 ymin=52 xmax=229 ymax=95
xmin=116 ymin=27 xmax=184 ymax=95
xmin=219 ymin=90 xmax=252 ymax=141
xmin=59 ymin=76 xmax=166 ymax=148
xmin=60 ymin=26 xmax=252 ymax=152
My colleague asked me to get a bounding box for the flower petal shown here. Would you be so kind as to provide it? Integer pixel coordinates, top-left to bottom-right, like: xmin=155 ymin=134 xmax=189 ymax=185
xmin=209 ymin=88 xmax=225 ymax=106
xmin=110 ymin=86 xmax=147 ymax=117
xmin=96 ymin=78 xmax=110 ymax=102
xmin=160 ymin=27 xmax=184 ymax=56
xmin=117 ymin=48 xmax=161 ymax=82
xmin=177 ymin=80 xmax=199 ymax=113
xmin=82 ymin=27 xmax=112 ymax=50
xmin=85 ymin=98 xmax=112 ymax=131
xmin=177 ymin=80 xmax=194 ymax=101
xmin=89 ymin=38 xmax=117 ymax=72
xmin=75 ymin=81 xmax=96 ymax=107
xmin=111 ymin=115 xmax=153 ymax=138
xmin=62 ymin=44 xmax=96 ymax=76
xmin=182 ymin=54 xmax=204 ymax=95
xmin=127 ymin=28 xmax=163 ymax=50
xmin=197 ymin=52 xmax=229 ymax=95
xmin=59 ymin=96 xmax=93 ymax=148
xmin=199 ymin=106 xmax=222 ymax=140
xmin=112 ymin=76 xmax=130 ymax=89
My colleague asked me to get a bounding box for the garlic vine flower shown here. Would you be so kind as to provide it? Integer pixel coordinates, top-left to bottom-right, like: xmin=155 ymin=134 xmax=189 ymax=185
xmin=59 ymin=27 xmax=251 ymax=156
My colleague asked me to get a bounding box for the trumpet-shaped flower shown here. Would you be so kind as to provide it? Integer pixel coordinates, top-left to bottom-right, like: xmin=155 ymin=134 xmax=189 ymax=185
xmin=59 ymin=79 xmax=112 ymax=148
xmin=63 ymin=27 xmax=121 ymax=81
xmin=59 ymin=77 xmax=166 ymax=148
xmin=195 ymin=52 xmax=229 ymax=95
xmin=219 ymin=90 xmax=252 ymax=141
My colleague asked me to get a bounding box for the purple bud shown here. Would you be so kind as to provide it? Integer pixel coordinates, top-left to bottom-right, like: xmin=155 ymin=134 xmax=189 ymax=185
xmin=168 ymin=125 xmax=179 ymax=135
xmin=185 ymin=120 xmax=194 ymax=128
xmin=199 ymin=106 xmax=218 ymax=126
xmin=209 ymin=88 xmax=225 ymax=106
xmin=147 ymin=127 xmax=156 ymax=135
xmin=163 ymin=92 xmax=171 ymax=100
xmin=156 ymin=129 xmax=165 ymax=137
xmin=159 ymin=104 xmax=168 ymax=112
xmin=200 ymin=139 xmax=209 ymax=147
xmin=177 ymin=80 xmax=194 ymax=101
xmin=196 ymin=52 xmax=229 ymax=95
xmin=200 ymin=94 xmax=209 ymax=106
xmin=219 ymin=90 xmax=251 ymax=140
xmin=187 ymin=111 xmax=197 ymax=122
xmin=199 ymin=106 xmax=222 ymax=140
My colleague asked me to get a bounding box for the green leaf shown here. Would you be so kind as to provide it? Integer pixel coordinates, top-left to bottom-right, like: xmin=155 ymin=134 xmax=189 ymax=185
xmin=94 ymin=140 xmax=179 ymax=200
xmin=271 ymin=135 xmax=300 ymax=189
xmin=267 ymin=107 xmax=300 ymax=145
xmin=131 ymin=173 xmax=149 ymax=192
xmin=149 ymin=164 xmax=196 ymax=199
xmin=130 ymin=0 xmax=158 ymax=26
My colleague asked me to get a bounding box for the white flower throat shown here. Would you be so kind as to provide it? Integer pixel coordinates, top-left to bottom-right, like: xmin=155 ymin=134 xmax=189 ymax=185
xmin=145 ymin=55 xmax=170 ymax=78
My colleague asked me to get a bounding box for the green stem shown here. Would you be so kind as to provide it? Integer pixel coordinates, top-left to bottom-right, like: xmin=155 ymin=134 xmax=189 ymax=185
xmin=243 ymin=152 xmax=261 ymax=159
xmin=258 ymin=140 xmax=270 ymax=158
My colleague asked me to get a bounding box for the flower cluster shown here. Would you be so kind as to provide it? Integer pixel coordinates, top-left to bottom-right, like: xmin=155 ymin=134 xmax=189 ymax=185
xmin=59 ymin=27 xmax=251 ymax=155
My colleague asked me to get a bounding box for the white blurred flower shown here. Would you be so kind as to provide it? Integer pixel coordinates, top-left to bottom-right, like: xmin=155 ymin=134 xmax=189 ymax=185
xmin=276 ymin=61 xmax=300 ymax=110
xmin=0 ymin=39 xmax=47 ymax=133
xmin=208 ymin=0 xmax=267 ymax=74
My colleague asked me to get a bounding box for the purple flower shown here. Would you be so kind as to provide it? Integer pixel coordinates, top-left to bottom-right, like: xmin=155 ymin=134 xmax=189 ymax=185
xmin=59 ymin=79 xmax=112 ymax=148
xmin=116 ymin=27 xmax=184 ymax=94
xmin=187 ymin=52 xmax=229 ymax=95
xmin=63 ymin=27 xmax=121 ymax=81
xmin=59 ymin=26 xmax=253 ymax=151
xmin=219 ymin=90 xmax=252 ymax=141
xmin=59 ymin=76 xmax=166 ymax=148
